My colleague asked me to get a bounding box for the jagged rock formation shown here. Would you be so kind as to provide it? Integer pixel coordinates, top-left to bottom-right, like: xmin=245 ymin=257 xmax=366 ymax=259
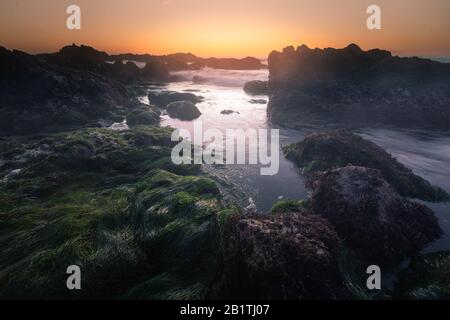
xmin=42 ymin=44 xmax=170 ymax=83
xmin=283 ymin=130 xmax=450 ymax=202
xmin=268 ymin=44 xmax=450 ymax=129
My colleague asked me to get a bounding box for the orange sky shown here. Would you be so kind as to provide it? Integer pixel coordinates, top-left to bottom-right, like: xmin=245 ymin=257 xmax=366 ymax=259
xmin=1 ymin=0 xmax=449 ymax=59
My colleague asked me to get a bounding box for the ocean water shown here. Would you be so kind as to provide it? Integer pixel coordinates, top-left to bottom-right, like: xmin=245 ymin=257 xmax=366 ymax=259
xmin=140 ymin=67 xmax=450 ymax=253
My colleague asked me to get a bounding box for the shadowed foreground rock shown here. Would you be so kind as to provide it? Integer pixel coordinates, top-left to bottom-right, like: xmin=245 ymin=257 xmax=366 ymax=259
xmin=283 ymin=130 xmax=450 ymax=202
xmin=310 ymin=166 xmax=442 ymax=267
xmin=219 ymin=212 xmax=349 ymax=299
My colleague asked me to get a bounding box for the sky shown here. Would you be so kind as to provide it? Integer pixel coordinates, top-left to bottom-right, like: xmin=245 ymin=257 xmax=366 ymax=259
xmin=0 ymin=0 xmax=449 ymax=59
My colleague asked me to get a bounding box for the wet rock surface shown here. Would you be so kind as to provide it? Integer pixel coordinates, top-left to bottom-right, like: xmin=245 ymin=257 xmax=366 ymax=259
xmin=283 ymin=130 xmax=450 ymax=202
xmin=166 ymin=101 xmax=202 ymax=120
xmin=310 ymin=166 xmax=443 ymax=267
xmin=219 ymin=212 xmax=349 ymax=299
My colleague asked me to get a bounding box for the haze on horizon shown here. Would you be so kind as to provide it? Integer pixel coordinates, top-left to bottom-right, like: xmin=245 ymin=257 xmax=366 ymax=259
xmin=1 ymin=0 xmax=449 ymax=60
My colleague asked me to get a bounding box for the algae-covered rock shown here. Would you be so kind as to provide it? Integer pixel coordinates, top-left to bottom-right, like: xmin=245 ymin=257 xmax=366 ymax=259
xmin=284 ymin=130 xmax=450 ymax=202
xmin=269 ymin=199 xmax=310 ymax=214
xmin=126 ymin=108 xmax=160 ymax=127
xmin=219 ymin=212 xmax=349 ymax=299
xmin=310 ymin=166 xmax=442 ymax=267
xmin=124 ymin=169 xmax=233 ymax=299
xmin=0 ymin=126 xmax=224 ymax=299
xmin=395 ymin=251 xmax=450 ymax=300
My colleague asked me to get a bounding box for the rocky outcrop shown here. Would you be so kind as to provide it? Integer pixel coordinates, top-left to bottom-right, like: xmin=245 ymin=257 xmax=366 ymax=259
xmin=148 ymin=91 xmax=204 ymax=108
xmin=219 ymin=212 xmax=349 ymax=299
xmin=166 ymin=101 xmax=202 ymax=120
xmin=0 ymin=46 xmax=129 ymax=135
xmin=243 ymin=80 xmax=269 ymax=95
xmin=310 ymin=166 xmax=443 ymax=267
xmin=42 ymin=44 xmax=169 ymax=83
xmin=268 ymin=44 xmax=450 ymax=129
xmin=283 ymin=130 xmax=450 ymax=202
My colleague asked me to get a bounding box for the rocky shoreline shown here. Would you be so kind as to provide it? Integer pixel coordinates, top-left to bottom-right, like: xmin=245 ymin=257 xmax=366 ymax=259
xmin=1 ymin=44 xmax=449 ymax=299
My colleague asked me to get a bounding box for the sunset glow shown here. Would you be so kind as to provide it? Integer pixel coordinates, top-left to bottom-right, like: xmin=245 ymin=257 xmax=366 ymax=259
xmin=1 ymin=0 xmax=449 ymax=58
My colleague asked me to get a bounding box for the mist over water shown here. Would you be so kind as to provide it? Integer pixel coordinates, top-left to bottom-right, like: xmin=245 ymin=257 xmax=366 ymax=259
xmin=141 ymin=67 xmax=450 ymax=253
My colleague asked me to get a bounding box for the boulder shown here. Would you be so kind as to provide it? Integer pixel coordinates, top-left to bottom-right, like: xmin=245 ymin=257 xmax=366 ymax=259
xmin=243 ymin=81 xmax=269 ymax=95
xmin=220 ymin=212 xmax=349 ymax=299
xmin=148 ymin=91 xmax=204 ymax=108
xmin=126 ymin=108 xmax=160 ymax=127
xmin=283 ymin=130 xmax=450 ymax=202
xmin=166 ymin=101 xmax=201 ymax=121
xmin=310 ymin=166 xmax=443 ymax=267
xmin=220 ymin=110 xmax=239 ymax=115
xmin=249 ymin=99 xmax=267 ymax=104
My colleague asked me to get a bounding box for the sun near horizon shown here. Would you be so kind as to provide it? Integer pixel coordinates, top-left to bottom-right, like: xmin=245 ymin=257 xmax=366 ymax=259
xmin=1 ymin=0 xmax=449 ymax=59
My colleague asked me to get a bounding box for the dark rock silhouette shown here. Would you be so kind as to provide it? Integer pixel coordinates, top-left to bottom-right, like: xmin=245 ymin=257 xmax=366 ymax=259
xmin=310 ymin=166 xmax=443 ymax=267
xmin=220 ymin=110 xmax=239 ymax=115
xmin=0 ymin=46 xmax=129 ymax=135
xmin=243 ymin=80 xmax=269 ymax=95
xmin=283 ymin=130 xmax=450 ymax=202
xmin=268 ymin=44 xmax=450 ymax=129
xmin=148 ymin=91 xmax=204 ymax=108
xmin=166 ymin=101 xmax=202 ymax=120
xmin=126 ymin=106 xmax=160 ymax=127
xmin=249 ymin=99 xmax=267 ymax=104
xmin=111 ymin=52 xmax=265 ymax=70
